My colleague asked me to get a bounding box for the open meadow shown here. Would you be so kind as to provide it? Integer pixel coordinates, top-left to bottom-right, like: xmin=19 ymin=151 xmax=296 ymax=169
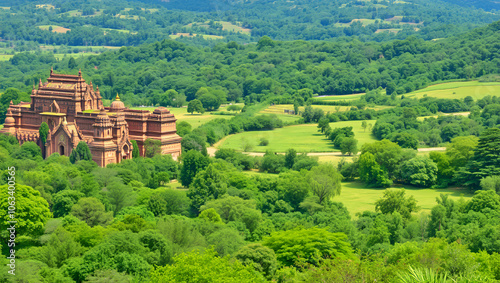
xmin=406 ymin=81 xmax=500 ymax=100
xmin=337 ymin=181 xmax=473 ymax=217
xmin=313 ymin=93 xmax=366 ymax=101
xmin=217 ymin=120 xmax=377 ymax=153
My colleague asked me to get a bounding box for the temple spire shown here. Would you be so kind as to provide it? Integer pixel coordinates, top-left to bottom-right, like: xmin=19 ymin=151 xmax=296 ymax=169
xmin=39 ymin=78 xmax=42 ymax=89
xmin=115 ymin=93 xmax=120 ymax=101
xmin=50 ymin=66 xmax=53 ymax=75
xmin=78 ymin=69 xmax=82 ymax=77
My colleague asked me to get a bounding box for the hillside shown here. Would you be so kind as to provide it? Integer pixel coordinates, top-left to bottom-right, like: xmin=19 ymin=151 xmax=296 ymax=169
xmin=442 ymin=0 xmax=500 ymax=11
xmin=0 ymin=0 xmax=498 ymax=56
xmin=1 ymin=19 xmax=500 ymax=108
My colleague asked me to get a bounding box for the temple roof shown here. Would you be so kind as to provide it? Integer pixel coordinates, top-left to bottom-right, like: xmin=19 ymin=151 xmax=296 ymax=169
xmin=34 ymin=68 xmax=97 ymax=98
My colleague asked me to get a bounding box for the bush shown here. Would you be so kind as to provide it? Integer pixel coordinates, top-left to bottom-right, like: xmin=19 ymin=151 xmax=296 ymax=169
xmin=259 ymin=138 xmax=269 ymax=146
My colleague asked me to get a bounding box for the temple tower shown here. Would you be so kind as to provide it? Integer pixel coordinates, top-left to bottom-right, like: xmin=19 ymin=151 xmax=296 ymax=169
xmin=89 ymin=109 xmax=116 ymax=167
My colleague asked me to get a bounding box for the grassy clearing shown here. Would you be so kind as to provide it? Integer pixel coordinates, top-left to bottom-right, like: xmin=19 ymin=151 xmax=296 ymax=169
xmin=64 ymin=10 xmax=103 ymax=17
xmin=38 ymin=25 xmax=71 ymax=33
xmin=417 ymin=111 xmax=470 ymax=121
xmin=406 ymin=81 xmax=500 ymax=100
xmin=217 ymin=21 xmax=251 ymax=35
xmin=336 ymin=181 xmax=473 ymax=217
xmin=335 ymin=19 xmax=393 ymax=27
xmin=314 ymin=93 xmax=366 ymax=101
xmin=218 ymin=120 xmax=377 ymax=153
xmin=187 ymin=21 xmax=251 ymax=35
xmin=316 ymin=155 xmax=355 ymax=165
xmin=170 ymin=33 xmax=223 ymax=40
xmin=241 ymin=170 xmax=279 ymax=178
xmin=375 ymin=28 xmax=401 ymax=34
xmin=54 ymin=53 xmax=98 ymax=60
xmin=36 ymin=4 xmax=55 ymax=9
xmin=260 ymin=104 xmax=393 ymax=116
xmin=101 ymin=28 xmax=137 ymax=35
xmin=0 ymin=55 xmax=13 ymax=61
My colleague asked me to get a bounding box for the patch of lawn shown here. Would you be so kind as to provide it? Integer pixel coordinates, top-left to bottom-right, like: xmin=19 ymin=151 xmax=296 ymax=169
xmin=313 ymin=93 xmax=366 ymax=101
xmin=0 ymin=55 xmax=13 ymax=61
xmin=38 ymin=25 xmax=71 ymax=33
xmin=406 ymin=81 xmax=500 ymax=100
xmin=218 ymin=120 xmax=377 ymax=153
xmin=336 ymin=181 xmax=473 ymax=217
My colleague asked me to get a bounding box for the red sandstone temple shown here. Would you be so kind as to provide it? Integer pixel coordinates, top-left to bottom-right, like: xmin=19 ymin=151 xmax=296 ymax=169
xmin=0 ymin=69 xmax=182 ymax=166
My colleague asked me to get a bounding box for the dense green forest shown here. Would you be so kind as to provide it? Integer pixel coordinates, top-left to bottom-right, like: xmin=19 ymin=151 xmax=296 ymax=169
xmin=1 ymin=103 xmax=500 ymax=281
xmin=1 ymin=19 xmax=500 ymax=109
xmin=0 ymin=0 xmax=498 ymax=52
xmin=2 ymin=1 xmax=500 ymax=282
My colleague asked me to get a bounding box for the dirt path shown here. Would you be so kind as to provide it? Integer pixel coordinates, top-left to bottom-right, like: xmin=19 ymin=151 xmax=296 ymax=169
xmin=207 ymin=147 xmax=446 ymax=157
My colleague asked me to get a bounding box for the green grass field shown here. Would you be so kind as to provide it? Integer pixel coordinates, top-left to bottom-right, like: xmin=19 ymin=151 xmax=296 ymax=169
xmin=0 ymin=55 xmax=13 ymax=61
xmin=336 ymin=181 xmax=473 ymax=217
xmin=375 ymin=28 xmax=401 ymax=34
xmin=38 ymin=25 xmax=71 ymax=33
xmin=102 ymin=28 xmax=136 ymax=35
xmin=217 ymin=120 xmax=377 ymax=153
xmin=260 ymin=104 xmax=393 ymax=116
xmin=170 ymin=33 xmax=223 ymax=40
xmin=54 ymin=53 xmax=99 ymax=60
xmin=406 ymin=81 xmax=500 ymax=100
xmin=313 ymin=93 xmax=366 ymax=101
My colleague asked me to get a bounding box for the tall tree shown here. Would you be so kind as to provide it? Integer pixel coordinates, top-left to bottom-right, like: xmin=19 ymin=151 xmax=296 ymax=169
xmin=0 ymin=184 xmax=52 ymax=239
xmin=144 ymin=138 xmax=162 ymax=158
xmin=375 ymin=189 xmax=418 ymax=220
xmin=69 ymin=141 xmax=92 ymax=164
xmin=131 ymin=140 xmax=140 ymax=158
xmin=465 ymin=128 xmax=500 ymax=188
xmin=187 ymin=99 xmax=205 ymax=114
xmin=307 ymin=164 xmax=342 ymax=204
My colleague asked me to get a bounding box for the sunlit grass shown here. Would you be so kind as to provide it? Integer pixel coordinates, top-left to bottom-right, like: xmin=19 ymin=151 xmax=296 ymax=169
xmin=406 ymin=81 xmax=500 ymax=100
xmin=218 ymin=120 xmax=377 ymax=153
xmin=336 ymin=181 xmax=473 ymax=217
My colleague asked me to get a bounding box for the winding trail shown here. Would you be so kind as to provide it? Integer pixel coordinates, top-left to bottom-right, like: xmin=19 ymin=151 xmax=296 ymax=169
xmin=207 ymin=147 xmax=446 ymax=157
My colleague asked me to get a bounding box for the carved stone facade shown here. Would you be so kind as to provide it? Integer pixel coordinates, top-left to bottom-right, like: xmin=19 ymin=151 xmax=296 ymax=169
xmin=1 ymin=69 xmax=182 ymax=166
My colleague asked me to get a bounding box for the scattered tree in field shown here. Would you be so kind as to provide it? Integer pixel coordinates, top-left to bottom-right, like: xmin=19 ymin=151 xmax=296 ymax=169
xmin=340 ymin=137 xmax=358 ymax=155
xmin=187 ymin=99 xmax=205 ymax=114
xmin=361 ymin=121 xmax=367 ymax=132
xmin=358 ymin=152 xmax=392 ymax=188
xmin=307 ymin=164 xmax=342 ymax=204
xmin=227 ymin=105 xmax=242 ymax=112
xmin=400 ymin=156 xmax=438 ymax=187
xmin=317 ymin=117 xmax=330 ymax=133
